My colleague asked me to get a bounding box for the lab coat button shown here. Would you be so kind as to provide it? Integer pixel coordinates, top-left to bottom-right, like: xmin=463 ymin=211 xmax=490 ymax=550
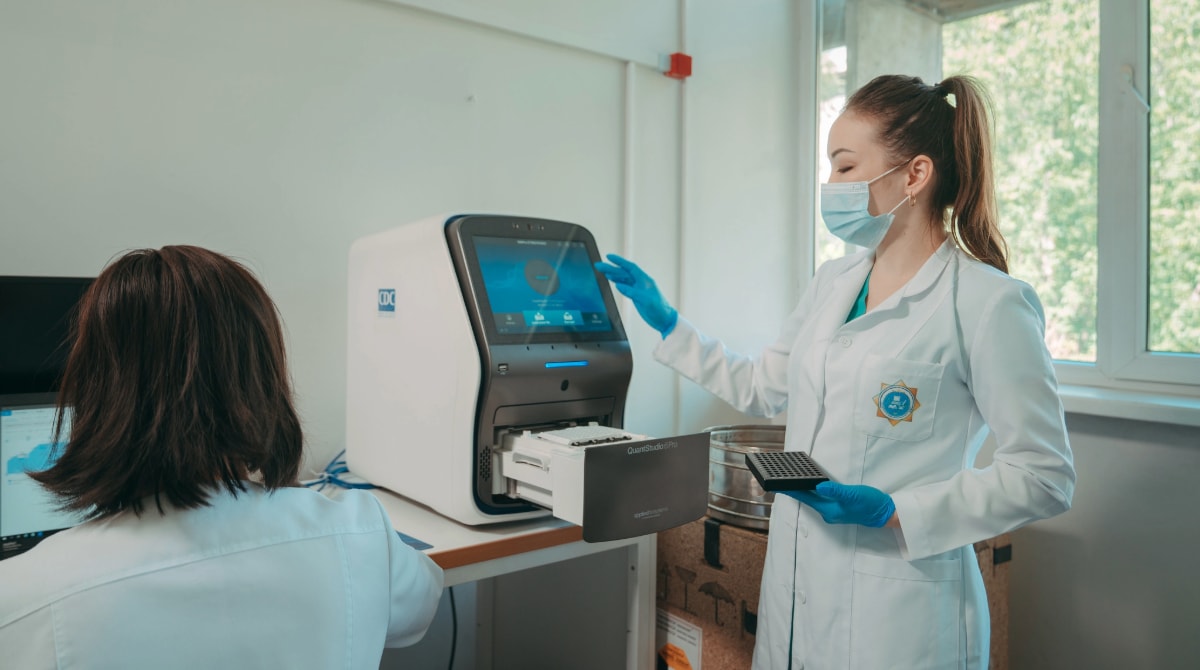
xmin=798 ymin=591 xmax=807 ymax=604
xmin=838 ymin=335 xmax=851 ymax=347
xmin=799 ymin=524 xmax=808 ymax=538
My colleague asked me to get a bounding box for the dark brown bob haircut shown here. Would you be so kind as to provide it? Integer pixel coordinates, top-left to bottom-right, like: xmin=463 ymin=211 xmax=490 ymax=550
xmin=31 ymin=245 xmax=303 ymax=519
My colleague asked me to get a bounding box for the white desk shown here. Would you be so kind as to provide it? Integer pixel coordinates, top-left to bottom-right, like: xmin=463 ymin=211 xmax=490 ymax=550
xmin=369 ymin=489 xmax=656 ymax=670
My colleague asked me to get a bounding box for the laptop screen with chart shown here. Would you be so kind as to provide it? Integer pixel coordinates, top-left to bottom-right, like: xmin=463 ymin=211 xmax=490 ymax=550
xmin=1 ymin=393 xmax=82 ymax=560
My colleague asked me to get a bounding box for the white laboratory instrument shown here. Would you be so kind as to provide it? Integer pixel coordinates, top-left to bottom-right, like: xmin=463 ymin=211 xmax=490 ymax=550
xmin=345 ymin=214 xmax=707 ymax=542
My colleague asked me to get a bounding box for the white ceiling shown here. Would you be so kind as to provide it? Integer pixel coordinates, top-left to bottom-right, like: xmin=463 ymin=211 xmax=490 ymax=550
xmin=902 ymin=0 xmax=1043 ymax=23
xmin=821 ymin=0 xmax=1044 ymax=50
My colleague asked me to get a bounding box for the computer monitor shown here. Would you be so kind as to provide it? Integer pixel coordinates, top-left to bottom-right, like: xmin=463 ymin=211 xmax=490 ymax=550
xmin=0 ymin=393 xmax=82 ymax=560
xmin=0 ymin=276 xmax=93 ymax=396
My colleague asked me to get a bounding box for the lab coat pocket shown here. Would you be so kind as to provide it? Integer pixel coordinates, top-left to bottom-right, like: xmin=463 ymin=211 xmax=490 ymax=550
xmin=850 ymin=552 xmax=964 ymax=669
xmin=854 ymin=354 xmax=943 ymax=442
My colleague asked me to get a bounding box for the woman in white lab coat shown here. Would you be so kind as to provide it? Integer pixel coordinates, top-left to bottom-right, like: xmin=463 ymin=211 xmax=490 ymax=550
xmin=0 ymin=246 xmax=443 ymax=669
xmin=596 ymin=74 xmax=1075 ymax=669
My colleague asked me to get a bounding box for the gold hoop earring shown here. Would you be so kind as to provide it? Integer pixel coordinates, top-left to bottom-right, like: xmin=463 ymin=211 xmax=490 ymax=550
xmin=908 ymin=192 xmax=917 ymax=207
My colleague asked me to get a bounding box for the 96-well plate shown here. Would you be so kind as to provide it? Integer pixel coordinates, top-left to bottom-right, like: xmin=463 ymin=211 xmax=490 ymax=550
xmin=745 ymin=451 xmax=831 ymax=491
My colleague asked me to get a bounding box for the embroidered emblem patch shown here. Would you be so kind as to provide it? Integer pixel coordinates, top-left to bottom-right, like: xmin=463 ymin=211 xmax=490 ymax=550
xmin=874 ymin=380 xmax=921 ymax=426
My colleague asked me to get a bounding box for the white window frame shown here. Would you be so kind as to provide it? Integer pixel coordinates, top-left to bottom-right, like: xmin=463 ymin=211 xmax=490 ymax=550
xmin=802 ymin=0 xmax=1200 ymax=423
xmin=1069 ymin=0 xmax=1200 ymax=394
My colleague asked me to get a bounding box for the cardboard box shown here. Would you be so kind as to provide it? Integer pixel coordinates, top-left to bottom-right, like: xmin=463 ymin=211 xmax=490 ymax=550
xmin=657 ymin=517 xmax=1012 ymax=670
xmin=656 ymin=517 xmax=767 ymax=669
xmin=974 ymin=533 xmax=1013 ymax=670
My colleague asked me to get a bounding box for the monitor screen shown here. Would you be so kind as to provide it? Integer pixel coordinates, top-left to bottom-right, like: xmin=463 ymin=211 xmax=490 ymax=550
xmin=473 ymin=236 xmax=614 ymax=336
xmin=0 ymin=395 xmax=81 ymax=560
xmin=0 ymin=276 xmax=93 ymax=396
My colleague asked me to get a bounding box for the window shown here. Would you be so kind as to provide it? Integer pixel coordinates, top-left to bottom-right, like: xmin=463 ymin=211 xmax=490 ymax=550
xmin=944 ymin=0 xmax=1100 ymax=364
xmin=1096 ymin=0 xmax=1199 ymax=387
xmin=815 ymin=0 xmax=1199 ymax=396
xmin=816 ymin=43 xmax=848 ymax=268
xmin=1147 ymin=0 xmax=1200 ymax=357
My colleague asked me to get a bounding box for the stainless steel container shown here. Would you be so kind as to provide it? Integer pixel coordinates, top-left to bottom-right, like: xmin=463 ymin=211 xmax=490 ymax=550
xmin=706 ymin=424 xmax=785 ymax=530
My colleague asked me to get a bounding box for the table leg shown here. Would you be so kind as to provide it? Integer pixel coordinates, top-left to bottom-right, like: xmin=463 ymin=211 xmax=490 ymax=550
xmin=625 ymin=534 xmax=657 ymax=669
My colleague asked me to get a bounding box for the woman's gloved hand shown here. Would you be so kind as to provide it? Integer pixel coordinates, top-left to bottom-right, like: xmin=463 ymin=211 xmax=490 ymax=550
xmin=783 ymin=481 xmax=896 ymax=528
xmin=593 ymin=253 xmax=678 ymax=337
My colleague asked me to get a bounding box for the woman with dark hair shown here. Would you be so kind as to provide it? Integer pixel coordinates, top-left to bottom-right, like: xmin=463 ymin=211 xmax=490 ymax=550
xmin=0 ymin=246 xmax=443 ymax=669
xmin=596 ymin=75 xmax=1075 ymax=668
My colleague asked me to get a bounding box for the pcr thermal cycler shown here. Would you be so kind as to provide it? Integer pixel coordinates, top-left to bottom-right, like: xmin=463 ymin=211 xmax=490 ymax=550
xmin=345 ymin=214 xmax=708 ymax=542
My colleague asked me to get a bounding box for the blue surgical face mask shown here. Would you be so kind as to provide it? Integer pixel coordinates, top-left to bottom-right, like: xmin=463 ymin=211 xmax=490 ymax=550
xmin=820 ymin=161 xmax=910 ymax=249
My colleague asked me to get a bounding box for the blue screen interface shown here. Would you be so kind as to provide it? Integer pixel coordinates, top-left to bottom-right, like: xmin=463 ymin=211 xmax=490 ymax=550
xmin=1 ymin=403 xmax=81 ymax=559
xmin=474 ymin=236 xmax=613 ymax=335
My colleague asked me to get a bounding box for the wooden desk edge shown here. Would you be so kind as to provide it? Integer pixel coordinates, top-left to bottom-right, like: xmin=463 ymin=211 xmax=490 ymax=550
xmin=429 ymin=524 xmax=585 ymax=570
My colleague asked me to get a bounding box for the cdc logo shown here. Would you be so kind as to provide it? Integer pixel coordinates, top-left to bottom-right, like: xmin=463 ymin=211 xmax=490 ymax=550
xmin=377 ymin=288 xmax=396 ymax=313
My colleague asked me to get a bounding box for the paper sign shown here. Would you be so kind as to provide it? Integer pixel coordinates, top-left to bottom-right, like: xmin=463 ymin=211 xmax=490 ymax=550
xmin=656 ymin=608 xmax=701 ymax=670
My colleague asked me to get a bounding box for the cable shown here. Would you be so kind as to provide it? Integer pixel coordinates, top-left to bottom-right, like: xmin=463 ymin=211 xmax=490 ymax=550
xmin=299 ymin=449 xmax=375 ymax=492
xmin=447 ymin=586 xmax=457 ymax=670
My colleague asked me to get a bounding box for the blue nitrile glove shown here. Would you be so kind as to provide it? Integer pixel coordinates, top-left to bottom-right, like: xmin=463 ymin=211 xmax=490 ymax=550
xmin=783 ymin=481 xmax=896 ymax=528
xmin=593 ymin=253 xmax=678 ymax=337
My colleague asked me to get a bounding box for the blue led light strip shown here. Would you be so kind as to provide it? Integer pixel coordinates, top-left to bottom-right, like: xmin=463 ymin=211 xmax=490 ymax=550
xmin=544 ymin=360 xmax=589 ymax=368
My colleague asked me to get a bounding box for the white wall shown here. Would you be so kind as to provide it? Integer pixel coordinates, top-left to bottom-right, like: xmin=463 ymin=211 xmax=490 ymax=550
xmin=0 ymin=0 xmax=804 ymax=463
xmin=0 ymin=0 xmax=693 ymax=473
xmin=1010 ymin=414 xmax=1200 ymax=669
xmin=0 ymin=1 xmax=803 ymax=667
xmin=675 ymin=0 xmax=806 ymax=433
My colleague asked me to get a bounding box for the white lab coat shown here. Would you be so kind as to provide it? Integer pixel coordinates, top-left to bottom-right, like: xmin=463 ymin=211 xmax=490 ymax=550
xmin=0 ymin=485 xmax=444 ymax=670
xmin=655 ymin=240 xmax=1075 ymax=670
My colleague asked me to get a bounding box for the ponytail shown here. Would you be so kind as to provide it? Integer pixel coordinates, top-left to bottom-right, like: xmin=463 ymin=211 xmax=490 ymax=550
xmin=940 ymin=76 xmax=1008 ymax=273
xmin=845 ymin=74 xmax=1009 ymax=273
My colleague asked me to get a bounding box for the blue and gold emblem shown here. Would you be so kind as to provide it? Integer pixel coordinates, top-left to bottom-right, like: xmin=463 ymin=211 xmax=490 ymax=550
xmin=874 ymin=380 xmax=921 ymax=426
